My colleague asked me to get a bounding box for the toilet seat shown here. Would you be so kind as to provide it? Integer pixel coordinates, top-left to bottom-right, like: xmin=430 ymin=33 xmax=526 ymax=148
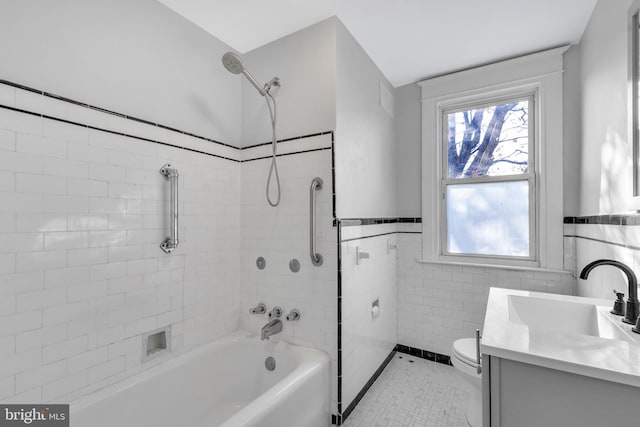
xmin=452 ymin=338 xmax=480 ymax=369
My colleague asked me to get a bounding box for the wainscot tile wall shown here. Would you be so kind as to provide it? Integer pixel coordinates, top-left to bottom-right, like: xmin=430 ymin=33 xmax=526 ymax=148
xmin=397 ymin=222 xmax=576 ymax=357
xmin=339 ymin=220 xmax=397 ymax=418
xmin=566 ymin=214 xmax=640 ymax=300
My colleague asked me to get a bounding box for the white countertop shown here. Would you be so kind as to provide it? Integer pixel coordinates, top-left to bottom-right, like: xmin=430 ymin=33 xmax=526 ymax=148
xmin=482 ymin=287 xmax=640 ymax=387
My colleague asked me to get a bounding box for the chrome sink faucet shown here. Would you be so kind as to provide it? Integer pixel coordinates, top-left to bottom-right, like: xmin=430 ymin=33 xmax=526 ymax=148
xmin=579 ymin=259 xmax=639 ymax=326
xmin=261 ymin=319 xmax=283 ymax=341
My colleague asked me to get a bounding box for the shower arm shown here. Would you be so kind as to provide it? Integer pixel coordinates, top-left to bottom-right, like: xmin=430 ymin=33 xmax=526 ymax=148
xmin=242 ymin=69 xmax=267 ymax=96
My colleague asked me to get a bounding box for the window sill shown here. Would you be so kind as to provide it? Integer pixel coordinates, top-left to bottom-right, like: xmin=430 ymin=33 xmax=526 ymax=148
xmin=415 ymin=258 xmax=571 ymax=275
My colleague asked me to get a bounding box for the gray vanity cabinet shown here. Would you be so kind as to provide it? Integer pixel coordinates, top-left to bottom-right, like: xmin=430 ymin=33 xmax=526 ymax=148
xmin=482 ymin=355 xmax=640 ymax=427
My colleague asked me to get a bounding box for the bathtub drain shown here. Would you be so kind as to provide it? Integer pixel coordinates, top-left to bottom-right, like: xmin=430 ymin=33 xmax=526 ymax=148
xmin=265 ymin=356 xmax=276 ymax=371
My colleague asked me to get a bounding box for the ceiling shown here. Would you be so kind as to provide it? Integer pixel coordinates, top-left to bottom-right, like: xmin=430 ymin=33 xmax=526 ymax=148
xmin=158 ymin=0 xmax=598 ymax=87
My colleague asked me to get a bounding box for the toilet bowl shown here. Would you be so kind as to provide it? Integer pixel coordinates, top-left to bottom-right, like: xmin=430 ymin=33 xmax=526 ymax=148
xmin=451 ymin=338 xmax=482 ymax=427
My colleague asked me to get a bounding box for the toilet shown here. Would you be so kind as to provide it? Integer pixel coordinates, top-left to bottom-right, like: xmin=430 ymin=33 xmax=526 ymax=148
xmin=451 ymin=338 xmax=482 ymax=427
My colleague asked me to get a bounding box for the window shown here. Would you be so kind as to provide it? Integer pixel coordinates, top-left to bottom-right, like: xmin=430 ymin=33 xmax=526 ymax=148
xmin=442 ymin=96 xmax=535 ymax=261
xmin=419 ymin=47 xmax=567 ymax=270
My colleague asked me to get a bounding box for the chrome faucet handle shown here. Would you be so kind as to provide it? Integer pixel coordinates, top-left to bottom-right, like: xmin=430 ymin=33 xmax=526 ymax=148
xmin=249 ymin=303 xmax=267 ymax=315
xmin=268 ymin=306 xmax=282 ymax=319
xmin=286 ymin=309 xmax=300 ymax=321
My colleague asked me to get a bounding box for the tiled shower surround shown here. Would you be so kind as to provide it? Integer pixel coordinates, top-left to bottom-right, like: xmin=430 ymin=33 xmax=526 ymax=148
xmin=0 ymin=81 xmax=337 ymax=406
xmin=240 ymin=135 xmax=338 ymax=408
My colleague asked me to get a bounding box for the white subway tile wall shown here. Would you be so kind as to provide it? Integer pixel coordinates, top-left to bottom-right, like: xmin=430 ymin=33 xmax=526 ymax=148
xmin=239 ymin=138 xmax=338 ymax=411
xmin=397 ymin=230 xmax=575 ymax=356
xmin=574 ymin=223 xmax=640 ymax=300
xmin=0 ymin=84 xmax=242 ymax=403
xmin=340 ymin=229 xmax=397 ymax=410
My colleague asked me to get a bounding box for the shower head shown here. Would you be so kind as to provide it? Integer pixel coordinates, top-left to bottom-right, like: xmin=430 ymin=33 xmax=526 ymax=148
xmin=221 ymin=52 xmax=243 ymax=74
xmin=221 ymin=51 xmax=267 ymax=96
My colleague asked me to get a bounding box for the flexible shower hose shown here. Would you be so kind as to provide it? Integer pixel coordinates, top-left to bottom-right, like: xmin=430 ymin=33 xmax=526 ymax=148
xmin=264 ymin=92 xmax=281 ymax=207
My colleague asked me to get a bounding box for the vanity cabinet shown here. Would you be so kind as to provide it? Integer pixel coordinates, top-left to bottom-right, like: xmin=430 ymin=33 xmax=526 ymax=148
xmin=482 ymin=354 xmax=640 ymax=427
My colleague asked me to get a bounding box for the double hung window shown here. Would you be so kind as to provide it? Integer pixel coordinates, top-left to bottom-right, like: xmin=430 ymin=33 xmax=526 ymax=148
xmin=442 ymin=95 xmax=535 ymax=261
xmin=419 ymin=47 xmax=567 ymax=270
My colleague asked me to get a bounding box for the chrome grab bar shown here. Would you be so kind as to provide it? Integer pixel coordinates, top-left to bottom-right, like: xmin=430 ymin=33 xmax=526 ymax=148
xmin=160 ymin=163 xmax=179 ymax=254
xmin=309 ymin=177 xmax=323 ymax=266
xmin=475 ymin=329 xmax=482 ymax=375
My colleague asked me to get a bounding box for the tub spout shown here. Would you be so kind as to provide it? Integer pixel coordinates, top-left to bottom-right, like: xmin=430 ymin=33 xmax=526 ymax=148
xmin=261 ymin=319 xmax=283 ymax=341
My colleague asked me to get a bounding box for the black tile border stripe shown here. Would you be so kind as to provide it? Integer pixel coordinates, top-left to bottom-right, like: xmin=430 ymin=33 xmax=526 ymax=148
xmin=564 ymin=214 xmax=640 ymax=225
xmin=0 ymin=78 xmax=236 ymax=149
xmin=0 ymin=78 xmax=334 ymax=161
xmin=241 ymin=146 xmax=332 ymax=162
xmin=339 ymin=349 xmax=397 ymax=425
xmin=333 ymin=217 xmax=422 ymax=227
xmin=0 ymin=103 xmax=241 ymax=162
xmin=240 ymin=130 xmax=333 ymax=149
xmin=341 ymin=231 xmax=397 ymax=243
xmin=340 ymin=217 xmax=422 ymax=226
xmin=0 ymin=101 xmax=333 ymax=164
xmin=395 ymin=344 xmax=452 ymax=366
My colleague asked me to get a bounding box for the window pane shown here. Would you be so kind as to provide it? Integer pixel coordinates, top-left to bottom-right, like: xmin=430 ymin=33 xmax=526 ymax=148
xmin=446 ymin=181 xmax=529 ymax=257
xmin=447 ymin=100 xmax=529 ymax=178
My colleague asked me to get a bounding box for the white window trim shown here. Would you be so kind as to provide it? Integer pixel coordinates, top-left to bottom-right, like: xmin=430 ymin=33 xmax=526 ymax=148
xmin=419 ymin=46 xmax=568 ymax=270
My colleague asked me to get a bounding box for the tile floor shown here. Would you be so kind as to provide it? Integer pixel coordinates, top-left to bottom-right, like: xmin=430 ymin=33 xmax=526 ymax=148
xmin=341 ymin=354 xmax=470 ymax=427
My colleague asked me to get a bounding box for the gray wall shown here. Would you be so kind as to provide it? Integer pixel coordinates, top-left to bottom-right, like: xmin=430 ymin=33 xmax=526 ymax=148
xmin=578 ymin=0 xmax=636 ymax=214
xmin=394 ymin=83 xmax=422 ymax=217
xmin=0 ymin=0 xmax=241 ymax=145
xmin=563 ymin=46 xmax=582 ymax=217
xmin=335 ymin=19 xmax=396 ymax=218
xmin=242 ymin=18 xmax=337 ymax=145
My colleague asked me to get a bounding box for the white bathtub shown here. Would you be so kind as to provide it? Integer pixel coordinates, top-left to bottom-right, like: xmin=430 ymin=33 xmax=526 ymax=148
xmin=70 ymin=331 xmax=331 ymax=427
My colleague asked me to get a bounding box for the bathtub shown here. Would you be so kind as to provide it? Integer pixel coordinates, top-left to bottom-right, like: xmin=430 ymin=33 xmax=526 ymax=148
xmin=70 ymin=331 xmax=331 ymax=427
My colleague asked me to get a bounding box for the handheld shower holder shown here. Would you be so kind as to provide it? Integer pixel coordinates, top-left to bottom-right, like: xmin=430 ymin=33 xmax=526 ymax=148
xmin=264 ymin=77 xmax=280 ymax=93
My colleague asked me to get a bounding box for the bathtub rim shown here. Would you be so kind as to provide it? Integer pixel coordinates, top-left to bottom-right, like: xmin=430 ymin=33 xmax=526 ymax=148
xmin=69 ymin=330 xmax=330 ymax=416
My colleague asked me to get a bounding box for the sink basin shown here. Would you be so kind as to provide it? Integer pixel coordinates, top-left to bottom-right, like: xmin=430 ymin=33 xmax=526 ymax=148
xmin=482 ymin=287 xmax=640 ymax=388
xmin=508 ymin=294 xmax=634 ymax=341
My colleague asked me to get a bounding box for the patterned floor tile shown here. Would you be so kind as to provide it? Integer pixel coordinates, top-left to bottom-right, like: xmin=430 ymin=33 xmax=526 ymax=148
xmin=342 ymin=354 xmax=470 ymax=427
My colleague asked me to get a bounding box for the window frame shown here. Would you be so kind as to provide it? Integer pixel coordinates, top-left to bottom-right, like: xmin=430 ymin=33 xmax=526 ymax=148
xmin=440 ymin=92 xmax=537 ymax=264
xmin=418 ymin=47 xmax=567 ymax=271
